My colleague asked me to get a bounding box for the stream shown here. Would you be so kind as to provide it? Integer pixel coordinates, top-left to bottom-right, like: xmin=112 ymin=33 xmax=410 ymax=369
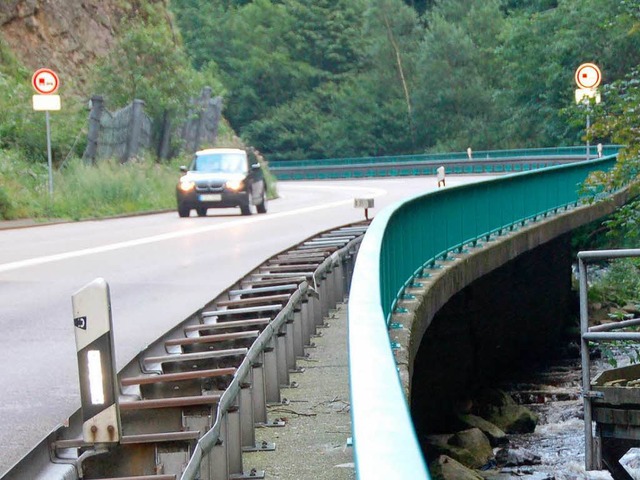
xmin=491 ymin=353 xmax=640 ymax=480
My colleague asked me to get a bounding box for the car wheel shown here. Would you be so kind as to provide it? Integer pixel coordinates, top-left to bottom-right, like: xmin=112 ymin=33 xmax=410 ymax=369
xmin=256 ymin=189 xmax=267 ymax=214
xmin=178 ymin=206 xmax=190 ymax=218
xmin=240 ymin=204 xmax=252 ymax=216
xmin=196 ymin=207 xmax=207 ymax=217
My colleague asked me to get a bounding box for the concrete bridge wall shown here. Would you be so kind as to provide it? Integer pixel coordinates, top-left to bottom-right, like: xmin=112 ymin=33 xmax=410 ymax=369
xmin=388 ymin=188 xmax=633 ymax=434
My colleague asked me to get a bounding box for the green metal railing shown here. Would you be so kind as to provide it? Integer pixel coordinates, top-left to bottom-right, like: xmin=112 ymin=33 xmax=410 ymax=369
xmin=378 ymin=155 xmax=618 ymax=320
xmin=348 ymin=155 xmax=618 ymax=479
xmin=270 ymin=145 xmax=622 ymax=169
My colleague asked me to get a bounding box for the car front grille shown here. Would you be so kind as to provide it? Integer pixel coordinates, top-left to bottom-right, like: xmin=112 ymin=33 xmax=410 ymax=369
xmin=195 ymin=180 xmax=225 ymax=193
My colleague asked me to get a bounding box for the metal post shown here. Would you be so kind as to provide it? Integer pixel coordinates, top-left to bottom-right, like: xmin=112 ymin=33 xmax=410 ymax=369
xmin=46 ymin=111 xmax=53 ymax=198
xmin=586 ymin=112 xmax=591 ymax=160
xmin=83 ymin=95 xmax=104 ymax=165
xmin=579 ymin=256 xmax=594 ymax=469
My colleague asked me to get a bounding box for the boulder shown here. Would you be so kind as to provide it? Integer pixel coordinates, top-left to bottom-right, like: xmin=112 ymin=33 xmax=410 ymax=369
xmin=448 ymin=428 xmax=494 ymax=469
xmin=475 ymin=388 xmax=538 ymax=434
xmin=495 ymin=447 xmax=541 ymax=466
xmin=457 ymin=413 xmax=508 ymax=447
xmin=429 ymin=455 xmax=483 ymax=480
xmin=425 ymin=434 xmax=482 ymax=468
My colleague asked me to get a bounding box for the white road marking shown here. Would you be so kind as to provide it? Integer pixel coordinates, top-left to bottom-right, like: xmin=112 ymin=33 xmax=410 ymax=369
xmin=0 ymin=185 xmax=387 ymax=273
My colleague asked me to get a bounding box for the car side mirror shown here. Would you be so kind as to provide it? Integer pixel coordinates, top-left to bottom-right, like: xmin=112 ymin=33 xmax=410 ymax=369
xmin=180 ymin=165 xmax=187 ymax=173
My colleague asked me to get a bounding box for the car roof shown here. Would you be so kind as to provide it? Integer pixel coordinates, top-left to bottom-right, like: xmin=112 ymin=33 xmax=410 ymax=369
xmin=196 ymin=148 xmax=245 ymax=155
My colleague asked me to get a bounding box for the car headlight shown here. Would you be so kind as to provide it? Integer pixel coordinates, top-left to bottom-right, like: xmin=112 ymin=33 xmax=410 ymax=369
xmin=178 ymin=180 xmax=195 ymax=192
xmin=225 ymin=179 xmax=244 ymax=192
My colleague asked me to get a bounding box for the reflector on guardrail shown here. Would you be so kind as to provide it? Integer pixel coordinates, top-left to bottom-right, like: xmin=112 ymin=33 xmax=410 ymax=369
xmin=72 ymin=278 xmax=121 ymax=444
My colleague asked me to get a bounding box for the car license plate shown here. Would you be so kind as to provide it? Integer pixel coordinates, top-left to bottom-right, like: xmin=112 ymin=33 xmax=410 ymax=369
xmin=199 ymin=194 xmax=221 ymax=201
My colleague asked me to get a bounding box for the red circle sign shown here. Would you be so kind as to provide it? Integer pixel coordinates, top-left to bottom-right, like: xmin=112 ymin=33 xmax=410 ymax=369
xmin=32 ymin=68 xmax=59 ymax=95
xmin=575 ymin=63 xmax=601 ymax=89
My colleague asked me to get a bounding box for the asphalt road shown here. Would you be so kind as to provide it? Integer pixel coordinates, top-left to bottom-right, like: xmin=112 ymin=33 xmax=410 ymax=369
xmin=0 ymin=175 xmax=493 ymax=475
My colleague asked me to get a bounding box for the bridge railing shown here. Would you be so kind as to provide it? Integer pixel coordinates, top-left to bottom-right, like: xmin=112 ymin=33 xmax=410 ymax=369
xmin=270 ymin=145 xmax=622 ymax=169
xmin=347 ymin=155 xmax=618 ymax=479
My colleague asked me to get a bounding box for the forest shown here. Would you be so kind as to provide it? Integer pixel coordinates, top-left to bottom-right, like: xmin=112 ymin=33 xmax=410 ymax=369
xmin=1 ymin=0 xmax=640 ymax=229
xmin=169 ymin=0 xmax=640 ymax=161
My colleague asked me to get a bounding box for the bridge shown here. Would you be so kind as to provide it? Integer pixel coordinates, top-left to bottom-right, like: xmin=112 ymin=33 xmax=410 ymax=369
xmin=1 ymin=147 xmax=634 ymax=479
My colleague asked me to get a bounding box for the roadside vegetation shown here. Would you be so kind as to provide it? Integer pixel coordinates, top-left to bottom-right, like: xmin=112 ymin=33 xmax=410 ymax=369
xmin=0 ymin=0 xmax=639 ymax=230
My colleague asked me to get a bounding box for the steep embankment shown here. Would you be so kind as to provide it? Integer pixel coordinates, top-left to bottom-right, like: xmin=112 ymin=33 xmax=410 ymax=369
xmin=0 ymin=0 xmax=167 ymax=93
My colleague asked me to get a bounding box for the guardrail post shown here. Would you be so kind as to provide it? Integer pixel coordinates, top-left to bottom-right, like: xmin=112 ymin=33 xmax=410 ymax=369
xmin=276 ymin=328 xmax=289 ymax=387
xmin=252 ymin=357 xmax=267 ymax=424
xmin=210 ymin=423 xmax=228 ymax=480
xmin=293 ymin=306 xmax=304 ymax=358
xmin=264 ymin=338 xmax=280 ymax=403
xmin=226 ymin=404 xmax=243 ymax=476
xmin=240 ymin=382 xmax=255 ymax=448
xmin=285 ymin=314 xmax=296 ymax=372
xmin=333 ymin=257 xmax=345 ymax=304
xmin=302 ymin=295 xmax=315 ymax=347
xmin=319 ymin=274 xmax=329 ymax=319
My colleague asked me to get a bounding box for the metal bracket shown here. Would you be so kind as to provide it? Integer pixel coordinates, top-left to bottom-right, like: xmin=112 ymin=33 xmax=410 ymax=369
xmin=583 ymin=390 xmax=604 ymax=399
xmin=230 ymin=469 xmax=266 ymax=479
xmin=243 ymin=440 xmax=277 ymax=451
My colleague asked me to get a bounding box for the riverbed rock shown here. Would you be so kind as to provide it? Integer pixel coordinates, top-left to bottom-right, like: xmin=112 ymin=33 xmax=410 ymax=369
xmin=495 ymin=446 xmax=541 ymax=466
xmin=425 ymin=434 xmax=483 ymax=468
xmin=429 ymin=455 xmax=484 ymax=480
xmin=457 ymin=413 xmax=508 ymax=447
xmin=449 ymin=428 xmax=494 ymax=468
xmin=475 ymin=388 xmax=538 ymax=434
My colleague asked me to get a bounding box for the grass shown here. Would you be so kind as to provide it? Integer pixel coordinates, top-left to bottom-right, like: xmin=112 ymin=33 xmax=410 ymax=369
xmin=0 ymin=149 xmax=279 ymax=222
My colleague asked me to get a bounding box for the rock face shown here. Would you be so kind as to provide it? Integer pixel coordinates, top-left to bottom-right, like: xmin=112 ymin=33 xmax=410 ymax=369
xmin=0 ymin=0 xmax=165 ymax=92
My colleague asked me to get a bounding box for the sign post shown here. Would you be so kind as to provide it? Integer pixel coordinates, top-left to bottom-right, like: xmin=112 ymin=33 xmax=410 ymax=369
xmin=31 ymin=68 xmax=61 ymax=198
xmin=575 ymin=63 xmax=602 ymax=160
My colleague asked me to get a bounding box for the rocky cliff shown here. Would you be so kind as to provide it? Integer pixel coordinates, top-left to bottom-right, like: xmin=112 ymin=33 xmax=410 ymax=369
xmin=0 ymin=0 xmax=165 ymax=93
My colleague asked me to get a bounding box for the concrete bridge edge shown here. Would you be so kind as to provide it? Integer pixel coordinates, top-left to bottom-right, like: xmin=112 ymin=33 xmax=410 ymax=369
xmin=389 ymin=186 xmax=634 ymax=398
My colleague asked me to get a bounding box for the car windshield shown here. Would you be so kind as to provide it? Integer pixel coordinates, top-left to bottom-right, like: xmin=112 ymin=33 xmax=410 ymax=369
xmin=192 ymin=153 xmax=246 ymax=173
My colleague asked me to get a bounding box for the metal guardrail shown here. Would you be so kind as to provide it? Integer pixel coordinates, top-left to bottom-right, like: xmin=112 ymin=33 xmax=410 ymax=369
xmin=578 ymin=248 xmax=640 ymax=478
xmin=3 ymin=224 xmax=368 ymax=480
xmin=348 ymin=155 xmax=619 ymax=479
xmin=269 ymin=145 xmax=623 ymax=180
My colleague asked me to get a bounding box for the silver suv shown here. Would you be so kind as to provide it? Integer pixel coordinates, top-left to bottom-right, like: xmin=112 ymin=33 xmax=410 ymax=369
xmin=176 ymin=148 xmax=267 ymax=217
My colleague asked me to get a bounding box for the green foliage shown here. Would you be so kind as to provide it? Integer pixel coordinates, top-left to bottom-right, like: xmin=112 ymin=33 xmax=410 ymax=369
xmin=92 ymin=21 xmax=198 ymax=120
xmin=586 ymin=258 xmax=640 ymax=367
xmin=413 ymin=0 xmax=505 ymax=151
xmin=0 ymin=149 xmax=181 ymax=221
xmin=50 ymin=156 xmax=178 ymax=219
xmin=168 ymin=0 xmax=640 ymax=160
xmin=588 ymin=258 xmax=640 ymax=307
xmin=0 ymin=39 xmax=87 ymax=164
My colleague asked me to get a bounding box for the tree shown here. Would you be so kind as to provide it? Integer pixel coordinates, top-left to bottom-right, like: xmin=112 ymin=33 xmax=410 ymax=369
xmin=498 ymin=0 xmax=640 ymax=148
xmin=92 ymin=22 xmax=199 ymax=121
xmin=413 ymin=0 xmax=506 ymax=151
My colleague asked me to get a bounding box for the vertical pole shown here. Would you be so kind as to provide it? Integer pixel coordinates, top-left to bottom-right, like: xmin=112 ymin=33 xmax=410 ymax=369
xmin=579 ymin=256 xmax=594 ymax=470
xmin=46 ymin=110 xmax=54 ymax=198
xmin=83 ymin=95 xmax=104 ymax=165
xmin=586 ymin=112 xmax=591 ymax=160
xmin=124 ymin=99 xmax=145 ymax=162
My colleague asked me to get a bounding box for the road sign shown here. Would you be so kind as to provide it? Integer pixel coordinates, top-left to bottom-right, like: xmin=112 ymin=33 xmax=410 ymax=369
xmin=32 ymin=94 xmax=61 ymax=111
xmin=575 ymin=63 xmax=601 ymax=89
xmin=31 ymin=68 xmax=59 ymax=95
xmin=575 ymin=88 xmax=601 ymax=105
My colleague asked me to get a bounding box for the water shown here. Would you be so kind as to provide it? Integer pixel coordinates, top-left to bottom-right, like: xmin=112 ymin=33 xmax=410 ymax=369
xmin=493 ymin=355 xmax=640 ymax=479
